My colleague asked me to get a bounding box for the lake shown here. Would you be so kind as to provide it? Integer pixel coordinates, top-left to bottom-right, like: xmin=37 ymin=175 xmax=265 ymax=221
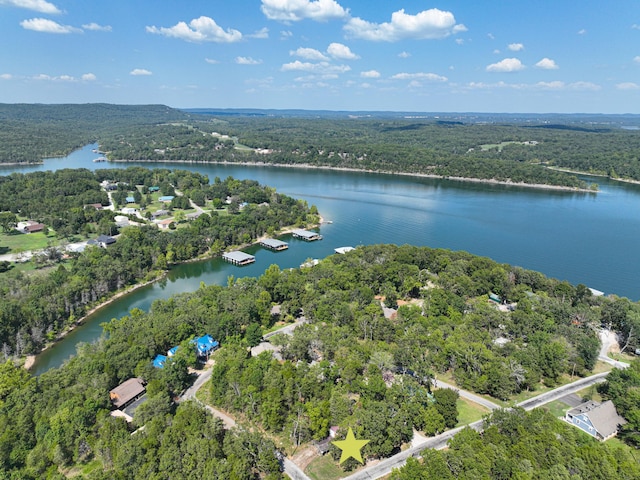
xmin=3 ymin=144 xmax=639 ymax=373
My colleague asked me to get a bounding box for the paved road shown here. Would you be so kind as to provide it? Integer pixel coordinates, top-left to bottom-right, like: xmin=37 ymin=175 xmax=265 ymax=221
xmin=435 ymin=379 xmax=501 ymax=411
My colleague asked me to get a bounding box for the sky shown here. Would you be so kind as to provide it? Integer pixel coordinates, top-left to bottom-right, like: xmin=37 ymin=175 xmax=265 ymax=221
xmin=1 ymin=0 xmax=639 ymax=113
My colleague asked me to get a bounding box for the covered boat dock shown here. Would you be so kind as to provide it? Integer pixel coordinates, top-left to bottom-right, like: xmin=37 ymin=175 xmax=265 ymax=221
xmin=260 ymin=238 xmax=289 ymax=251
xmin=292 ymin=229 xmax=323 ymax=241
xmin=222 ymin=251 xmax=256 ymax=266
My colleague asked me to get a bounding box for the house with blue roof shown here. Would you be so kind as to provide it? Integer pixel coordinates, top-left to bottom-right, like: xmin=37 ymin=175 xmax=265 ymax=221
xmin=159 ymin=195 xmax=175 ymax=202
xmin=167 ymin=346 xmax=179 ymax=357
xmin=126 ymin=196 xmax=135 ymax=203
xmin=193 ymin=334 xmax=219 ymax=358
xmin=152 ymin=354 xmax=167 ymax=369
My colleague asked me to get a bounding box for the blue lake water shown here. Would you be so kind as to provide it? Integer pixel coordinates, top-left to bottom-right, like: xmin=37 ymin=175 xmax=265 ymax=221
xmin=4 ymin=144 xmax=639 ymax=373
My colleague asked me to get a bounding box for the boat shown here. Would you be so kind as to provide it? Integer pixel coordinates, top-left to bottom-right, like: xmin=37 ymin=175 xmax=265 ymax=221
xmin=93 ymin=157 xmax=107 ymax=162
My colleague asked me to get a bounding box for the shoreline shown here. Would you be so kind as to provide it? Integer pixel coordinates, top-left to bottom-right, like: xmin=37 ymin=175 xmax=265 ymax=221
xmin=25 ymin=274 xmax=165 ymax=371
xmin=108 ymin=158 xmax=595 ymax=193
xmin=25 ymin=217 xmax=320 ymax=372
xmin=546 ymin=166 xmax=640 ymax=186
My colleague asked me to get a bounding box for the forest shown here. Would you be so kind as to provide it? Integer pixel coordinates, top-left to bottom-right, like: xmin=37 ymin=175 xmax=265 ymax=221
xmin=0 ymin=244 xmax=638 ymax=478
xmin=0 ymin=168 xmax=317 ymax=357
xmin=2 ymin=104 xmax=640 ymax=187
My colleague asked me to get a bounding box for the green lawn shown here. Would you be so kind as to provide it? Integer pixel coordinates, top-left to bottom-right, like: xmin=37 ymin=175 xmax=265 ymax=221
xmin=0 ymin=230 xmax=55 ymax=252
xmin=543 ymin=400 xmax=569 ymax=419
xmin=305 ymin=455 xmax=345 ymax=480
xmin=457 ymin=398 xmax=490 ymax=426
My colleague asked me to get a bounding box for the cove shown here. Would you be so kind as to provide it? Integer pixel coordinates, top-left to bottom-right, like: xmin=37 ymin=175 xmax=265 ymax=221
xmin=4 ymin=144 xmax=640 ymax=374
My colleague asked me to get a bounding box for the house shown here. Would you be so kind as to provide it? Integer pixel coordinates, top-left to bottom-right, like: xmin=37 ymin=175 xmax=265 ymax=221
xmin=149 ymin=186 xmax=160 ymax=192
xmin=157 ymin=218 xmax=174 ymax=230
xmin=152 ymin=209 xmax=169 ymax=219
xmin=158 ymin=195 xmax=175 ymax=203
xmin=565 ymin=400 xmax=627 ymax=441
xmin=96 ymin=235 xmax=116 ymax=247
xmin=121 ymin=207 xmax=137 ymax=215
xmin=17 ymin=221 xmax=45 ymax=234
xmin=109 ymin=377 xmax=146 ymax=409
xmin=153 ymin=354 xmax=168 ymax=369
xmin=167 ymin=346 xmax=179 ymax=357
xmin=126 ymin=196 xmax=135 ymax=203
xmin=85 ymin=203 xmax=104 ymax=210
xmin=193 ymin=334 xmax=219 ymax=358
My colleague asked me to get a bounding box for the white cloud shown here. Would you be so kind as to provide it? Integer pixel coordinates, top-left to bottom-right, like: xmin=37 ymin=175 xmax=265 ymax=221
xmin=81 ymin=73 xmax=96 ymax=81
xmin=33 ymin=73 xmax=76 ymax=81
xmin=360 ymin=70 xmax=380 ymax=78
xmin=344 ymin=8 xmax=463 ymax=42
xmin=486 ymin=58 xmax=525 ymax=72
xmin=130 ymin=69 xmax=152 ymax=76
xmin=487 ymin=33 xmax=495 ymax=40
xmin=327 ymin=42 xmax=359 ymax=60
xmin=236 ymin=56 xmax=262 ymax=65
xmin=261 ymin=0 xmax=349 ymax=22
xmin=20 ymin=18 xmax=82 ymax=33
xmin=507 ymin=43 xmax=524 ymax=51
xmin=281 ymin=60 xmax=350 ymax=74
xmin=616 ymin=82 xmax=639 ymax=90
xmin=1 ymin=73 xmax=13 ymax=80
xmin=280 ymin=30 xmax=293 ymax=39
xmin=568 ymin=81 xmax=600 ymax=91
xmin=0 ymin=0 xmax=60 ymax=14
xmin=82 ymin=22 xmax=112 ymax=32
xmin=205 ymin=58 xmax=219 ymax=64
xmin=398 ymin=51 xmax=411 ymax=58
xmin=634 ymin=56 xmax=640 ymax=64
xmin=455 ymin=38 xmax=464 ymax=45
xmin=536 ymin=81 xmax=565 ymax=89
xmin=146 ymin=16 xmax=243 ymax=43
xmin=632 ymin=24 xmax=640 ymax=30
xmin=578 ymin=29 xmax=587 ymax=35
xmin=290 ymin=47 xmax=329 ymax=61
xmin=493 ymin=49 xmax=501 ymax=54
xmin=248 ymin=27 xmax=269 ymax=39
xmin=453 ymin=24 xmax=467 ymax=33
xmin=392 ymin=72 xmax=448 ymax=82
xmin=535 ymin=58 xmax=559 ymax=70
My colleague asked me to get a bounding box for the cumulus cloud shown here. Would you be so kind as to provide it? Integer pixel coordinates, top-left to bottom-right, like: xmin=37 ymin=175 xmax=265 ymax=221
xmin=360 ymin=70 xmax=380 ymax=78
xmin=507 ymin=43 xmax=524 ymax=51
xmin=578 ymin=29 xmax=587 ymax=35
xmin=327 ymin=42 xmax=359 ymax=59
xmin=205 ymin=58 xmax=219 ymax=64
xmin=146 ymin=16 xmax=243 ymax=43
xmin=82 ymin=22 xmax=112 ymax=32
xmin=616 ymin=82 xmax=639 ymax=90
xmin=568 ymin=81 xmax=600 ymax=91
xmin=130 ymin=68 xmax=152 ymax=76
xmin=344 ymin=8 xmax=463 ymax=42
xmin=33 ymin=73 xmax=76 ymax=81
xmin=634 ymin=56 xmax=640 ymax=64
xmin=281 ymin=60 xmax=350 ymax=74
xmin=236 ymin=56 xmax=262 ymax=65
xmin=261 ymin=0 xmax=349 ymax=22
xmin=486 ymin=58 xmax=525 ymax=72
xmin=20 ymin=18 xmax=82 ymax=33
xmin=290 ymin=47 xmax=329 ymax=61
xmin=535 ymin=58 xmax=559 ymax=69
xmin=398 ymin=51 xmax=411 ymax=58
xmin=536 ymin=81 xmax=565 ymax=89
xmin=392 ymin=72 xmax=448 ymax=82
xmin=280 ymin=30 xmax=293 ymax=39
xmin=1 ymin=73 xmax=13 ymax=80
xmin=0 ymin=0 xmax=60 ymax=14
xmin=81 ymin=73 xmax=96 ymax=81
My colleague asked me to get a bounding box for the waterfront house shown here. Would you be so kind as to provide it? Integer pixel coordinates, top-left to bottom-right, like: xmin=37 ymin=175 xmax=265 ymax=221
xmin=565 ymin=400 xmax=627 ymax=440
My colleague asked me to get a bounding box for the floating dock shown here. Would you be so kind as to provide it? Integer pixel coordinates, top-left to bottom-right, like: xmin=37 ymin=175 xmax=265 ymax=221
xmin=222 ymin=251 xmax=256 ymax=266
xmin=292 ymin=229 xmax=323 ymax=241
xmin=260 ymin=238 xmax=289 ymax=251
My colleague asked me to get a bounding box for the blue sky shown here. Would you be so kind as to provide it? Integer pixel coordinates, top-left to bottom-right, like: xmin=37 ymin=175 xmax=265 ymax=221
xmin=1 ymin=0 xmax=639 ymax=113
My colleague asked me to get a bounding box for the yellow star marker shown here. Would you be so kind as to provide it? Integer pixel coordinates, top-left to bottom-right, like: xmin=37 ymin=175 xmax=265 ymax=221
xmin=332 ymin=427 xmax=370 ymax=464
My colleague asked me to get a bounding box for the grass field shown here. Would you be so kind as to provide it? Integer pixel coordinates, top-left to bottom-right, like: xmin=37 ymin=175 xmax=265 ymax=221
xmin=0 ymin=230 xmax=55 ymax=253
xmin=305 ymin=455 xmax=345 ymax=480
xmin=457 ymin=398 xmax=490 ymax=426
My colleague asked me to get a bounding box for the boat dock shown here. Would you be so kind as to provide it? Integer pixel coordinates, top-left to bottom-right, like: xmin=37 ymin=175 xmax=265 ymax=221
xmin=222 ymin=251 xmax=256 ymax=266
xmin=260 ymin=238 xmax=289 ymax=251
xmin=334 ymin=246 xmax=355 ymax=254
xmin=292 ymin=229 xmax=323 ymax=241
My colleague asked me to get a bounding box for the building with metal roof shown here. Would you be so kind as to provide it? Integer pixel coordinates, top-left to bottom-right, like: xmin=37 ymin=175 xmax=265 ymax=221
xmin=292 ymin=229 xmax=323 ymax=241
xmin=222 ymin=251 xmax=256 ymax=265
xmin=109 ymin=377 xmax=146 ymax=409
xmin=260 ymin=238 xmax=289 ymax=251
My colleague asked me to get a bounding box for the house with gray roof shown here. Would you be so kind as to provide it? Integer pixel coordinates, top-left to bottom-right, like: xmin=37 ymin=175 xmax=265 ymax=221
xmin=565 ymin=400 xmax=627 ymax=441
